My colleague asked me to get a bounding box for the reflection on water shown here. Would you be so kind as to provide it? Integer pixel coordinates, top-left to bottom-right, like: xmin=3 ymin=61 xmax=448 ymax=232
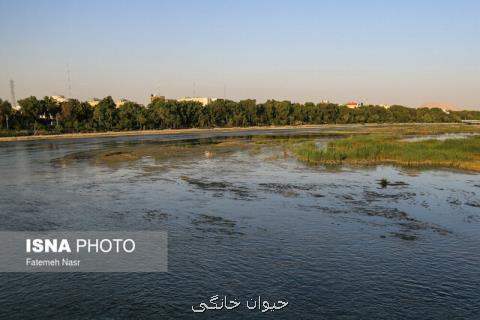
xmin=0 ymin=131 xmax=479 ymax=319
xmin=402 ymin=132 xmax=480 ymax=142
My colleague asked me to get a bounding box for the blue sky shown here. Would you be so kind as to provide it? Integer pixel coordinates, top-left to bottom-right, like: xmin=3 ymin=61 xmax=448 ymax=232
xmin=0 ymin=0 xmax=479 ymax=108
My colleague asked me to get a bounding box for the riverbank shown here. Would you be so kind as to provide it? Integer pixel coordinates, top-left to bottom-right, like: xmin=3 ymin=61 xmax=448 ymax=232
xmin=0 ymin=123 xmax=477 ymax=143
xmin=0 ymin=125 xmax=344 ymax=142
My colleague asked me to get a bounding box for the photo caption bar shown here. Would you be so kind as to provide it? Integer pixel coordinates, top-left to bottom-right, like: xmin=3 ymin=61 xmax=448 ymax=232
xmin=0 ymin=231 xmax=167 ymax=272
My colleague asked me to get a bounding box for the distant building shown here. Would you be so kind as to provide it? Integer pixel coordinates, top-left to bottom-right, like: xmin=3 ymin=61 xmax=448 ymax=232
xmin=345 ymin=101 xmax=362 ymax=109
xmin=418 ymin=102 xmax=459 ymax=114
xmin=379 ymin=104 xmax=391 ymax=109
xmin=87 ymin=99 xmax=100 ymax=107
xmin=51 ymin=95 xmax=68 ymax=103
xmin=177 ymin=97 xmax=217 ymax=106
xmin=150 ymin=94 xmax=165 ymax=103
xmin=115 ymin=99 xmax=128 ymax=108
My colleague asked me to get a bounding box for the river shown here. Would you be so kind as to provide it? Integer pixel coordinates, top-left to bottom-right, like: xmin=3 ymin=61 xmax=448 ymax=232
xmin=0 ymin=128 xmax=479 ymax=319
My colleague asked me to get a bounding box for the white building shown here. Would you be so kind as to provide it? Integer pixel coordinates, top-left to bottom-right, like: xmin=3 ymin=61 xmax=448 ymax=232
xmin=51 ymin=95 xmax=69 ymax=103
xmin=87 ymin=99 xmax=100 ymax=107
xmin=177 ymin=97 xmax=217 ymax=106
xmin=345 ymin=101 xmax=361 ymax=109
xmin=150 ymin=94 xmax=165 ymax=102
xmin=115 ymin=99 xmax=128 ymax=108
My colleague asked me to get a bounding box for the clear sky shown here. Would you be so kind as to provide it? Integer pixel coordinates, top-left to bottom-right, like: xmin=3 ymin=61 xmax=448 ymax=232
xmin=0 ymin=0 xmax=479 ymax=108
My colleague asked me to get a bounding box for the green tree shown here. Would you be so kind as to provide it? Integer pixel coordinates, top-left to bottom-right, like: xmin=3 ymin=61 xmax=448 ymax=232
xmin=3 ymin=95 xmax=470 ymax=134
xmin=0 ymin=99 xmax=13 ymax=130
xmin=239 ymin=99 xmax=257 ymax=126
xmin=92 ymin=96 xmax=117 ymax=131
xmin=117 ymin=101 xmax=145 ymax=130
xmin=17 ymin=96 xmax=46 ymax=132
xmin=57 ymin=99 xmax=93 ymax=132
xmin=389 ymin=105 xmax=415 ymax=123
xmin=37 ymin=96 xmax=62 ymax=129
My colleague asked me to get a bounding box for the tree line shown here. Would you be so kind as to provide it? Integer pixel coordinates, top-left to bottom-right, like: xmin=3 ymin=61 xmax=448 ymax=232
xmin=0 ymin=96 xmax=479 ymax=134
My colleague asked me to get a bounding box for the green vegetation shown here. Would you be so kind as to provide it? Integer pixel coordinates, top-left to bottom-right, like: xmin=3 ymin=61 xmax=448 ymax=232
xmin=292 ymin=135 xmax=480 ymax=171
xmin=379 ymin=178 xmax=389 ymax=188
xmin=0 ymin=99 xmax=13 ymax=131
xmin=1 ymin=96 xmax=480 ymax=135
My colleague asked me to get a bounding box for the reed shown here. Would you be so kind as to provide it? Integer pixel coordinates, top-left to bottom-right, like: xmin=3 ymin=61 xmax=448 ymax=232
xmin=293 ymin=135 xmax=480 ymax=171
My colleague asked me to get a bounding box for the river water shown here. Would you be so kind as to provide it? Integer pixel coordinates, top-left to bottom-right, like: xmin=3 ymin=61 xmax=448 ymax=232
xmin=0 ymin=129 xmax=479 ymax=319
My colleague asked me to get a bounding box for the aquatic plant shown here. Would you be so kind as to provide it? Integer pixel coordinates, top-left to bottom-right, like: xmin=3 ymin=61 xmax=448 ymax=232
xmin=379 ymin=178 xmax=389 ymax=188
xmin=292 ymin=135 xmax=480 ymax=171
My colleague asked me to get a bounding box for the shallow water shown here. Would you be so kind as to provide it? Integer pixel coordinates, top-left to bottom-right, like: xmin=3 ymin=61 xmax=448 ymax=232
xmin=402 ymin=132 xmax=479 ymax=142
xmin=0 ymin=131 xmax=479 ymax=319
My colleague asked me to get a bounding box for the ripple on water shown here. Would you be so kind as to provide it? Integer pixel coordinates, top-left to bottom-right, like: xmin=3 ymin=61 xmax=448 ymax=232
xmin=0 ymin=134 xmax=479 ymax=319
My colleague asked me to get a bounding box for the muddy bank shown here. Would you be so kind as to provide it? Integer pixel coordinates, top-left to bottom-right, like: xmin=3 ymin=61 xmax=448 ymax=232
xmin=2 ymin=123 xmax=477 ymax=143
xmin=0 ymin=124 xmax=352 ymax=142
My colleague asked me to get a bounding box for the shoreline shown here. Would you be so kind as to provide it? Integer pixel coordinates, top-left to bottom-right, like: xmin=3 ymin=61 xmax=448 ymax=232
xmin=0 ymin=123 xmax=466 ymax=143
xmin=0 ymin=125 xmax=338 ymax=142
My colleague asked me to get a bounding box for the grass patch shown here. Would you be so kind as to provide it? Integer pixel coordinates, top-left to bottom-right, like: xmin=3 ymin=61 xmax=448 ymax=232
xmin=292 ymin=135 xmax=480 ymax=171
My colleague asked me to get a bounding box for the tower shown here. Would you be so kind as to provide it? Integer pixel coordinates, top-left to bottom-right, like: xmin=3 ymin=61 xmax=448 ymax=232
xmin=9 ymin=79 xmax=16 ymax=109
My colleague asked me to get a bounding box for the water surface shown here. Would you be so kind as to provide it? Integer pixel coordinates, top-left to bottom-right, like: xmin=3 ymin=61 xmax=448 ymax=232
xmin=0 ymin=131 xmax=479 ymax=319
xmin=402 ymin=132 xmax=479 ymax=142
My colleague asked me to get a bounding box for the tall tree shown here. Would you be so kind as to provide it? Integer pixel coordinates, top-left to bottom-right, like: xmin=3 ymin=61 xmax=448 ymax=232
xmin=17 ymin=96 xmax=46 ymax=132
xmin=117 ymin=101 xmax=144 ymax=130
xmin=0 ymin=99 xmax=13 ymax=130
xmin=92 ymin=96 xmax=117 ymax=131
